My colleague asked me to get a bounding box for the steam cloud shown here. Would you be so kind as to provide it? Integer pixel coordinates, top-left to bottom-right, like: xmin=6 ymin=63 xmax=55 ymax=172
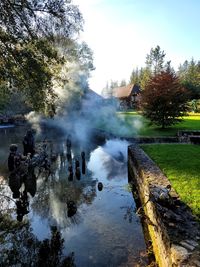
xmin=26 ymin=61 xmax=142 ymax=144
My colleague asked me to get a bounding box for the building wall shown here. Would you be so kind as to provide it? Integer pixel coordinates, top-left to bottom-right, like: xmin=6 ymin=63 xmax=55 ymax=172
xmin=118 ymin=94 xmax=140 ymax=110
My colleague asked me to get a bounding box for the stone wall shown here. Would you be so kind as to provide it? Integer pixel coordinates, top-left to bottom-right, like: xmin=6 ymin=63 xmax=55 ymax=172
xmin=128 ymin=145 xmax=200 ymax=267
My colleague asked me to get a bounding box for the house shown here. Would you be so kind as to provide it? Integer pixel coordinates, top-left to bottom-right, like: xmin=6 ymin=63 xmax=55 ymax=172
xmin=112 ymin=84 xmax=141 ymax=110
xmin=82 ymin=89 xmax=104 ymax=107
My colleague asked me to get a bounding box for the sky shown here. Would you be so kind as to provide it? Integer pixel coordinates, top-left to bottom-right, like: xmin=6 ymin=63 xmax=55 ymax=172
xmin=73 ymin=0 xmax=200 ymax=95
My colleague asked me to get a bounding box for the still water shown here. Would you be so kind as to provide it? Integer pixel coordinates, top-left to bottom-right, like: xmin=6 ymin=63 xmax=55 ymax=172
xmin=0 ymin=126 xmax=148 ymax=267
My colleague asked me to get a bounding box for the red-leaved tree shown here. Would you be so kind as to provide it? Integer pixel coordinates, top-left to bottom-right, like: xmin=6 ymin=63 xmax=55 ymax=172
xmin=141 ymin=71 xmax=189 ymax=128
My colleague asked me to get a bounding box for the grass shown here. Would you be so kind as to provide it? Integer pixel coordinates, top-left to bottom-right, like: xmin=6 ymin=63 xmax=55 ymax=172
xmin=95 ymin=112 xmax=200 ymax=137
xmin=116 ymin=112 xmax=200 ymax=137
xmin=140 ymin=144 xmax=200 ymax=220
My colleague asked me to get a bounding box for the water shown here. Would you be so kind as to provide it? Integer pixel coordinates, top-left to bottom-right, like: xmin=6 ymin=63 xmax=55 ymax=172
xmin=0 ymin=126 xmax=148 ymax=267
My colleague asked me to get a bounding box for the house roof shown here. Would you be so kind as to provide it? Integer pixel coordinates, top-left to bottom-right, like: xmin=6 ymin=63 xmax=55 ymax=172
xmin=82 ymin=89 xmax=104 ymax=109
xmin=113 ymin=84 xmax=140 ymax=98
xmin=85 ymin=89 xmax=103 ymax=101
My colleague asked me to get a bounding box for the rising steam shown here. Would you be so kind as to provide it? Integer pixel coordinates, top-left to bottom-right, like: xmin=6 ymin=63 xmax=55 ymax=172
xmin=26 ymin=49 xmax=142 ymax=142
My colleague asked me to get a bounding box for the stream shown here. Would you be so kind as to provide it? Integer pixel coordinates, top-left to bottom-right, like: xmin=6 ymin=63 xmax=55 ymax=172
xmin=0 ymin=126 xmax=148 ymax=267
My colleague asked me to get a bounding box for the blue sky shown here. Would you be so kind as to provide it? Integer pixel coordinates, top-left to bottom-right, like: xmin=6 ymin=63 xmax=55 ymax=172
xmin=73 ymin=0 xmax=200 ymax=94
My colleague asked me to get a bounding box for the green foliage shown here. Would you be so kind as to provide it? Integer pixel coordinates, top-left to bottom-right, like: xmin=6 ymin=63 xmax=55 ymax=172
xmin=129 ymin=66 xmax=151 ymax=90
xmin=52 ymin=38 xmax=95 ymax=115
xmin=0 ymin=82 xmax=10 ymax=111
xmin=129 ymin=46 xmax=175 ymax=91
xmin=114 ymin=112 xmax=200 ymax=137
xmin=141 ymin=144 xmax=200 ymax=220
xmin=178 ymin=59 xmax=200 ymax=99
xmin=146 ymin=45 xmax=166 ymax=75
xmin=141 ymin=71 xmax=189 ymax=128
xmin=130 ymin=67 xmax=140 ymax=85
xmin=0 ymin=0 xmax=83 ymax=113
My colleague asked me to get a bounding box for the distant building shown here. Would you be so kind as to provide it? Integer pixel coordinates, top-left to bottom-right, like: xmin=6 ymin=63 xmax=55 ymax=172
xmin=112 ymin=84 xmax=141 ymax=110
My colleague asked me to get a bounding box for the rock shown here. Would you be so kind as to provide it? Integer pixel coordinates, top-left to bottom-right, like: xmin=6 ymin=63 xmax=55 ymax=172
xmin=192 ymin=260 xmax=200 ymax=267
xmin=97 ymin=182 xmax=103 ymax=191
xmin=171 ymin=244 xmax=190 ymax=264
xmin=180 ymin=241 xmax=195 ymax=251
xmin=163 ymin=210 xmax=184 ymax=222
xmin=184 ymin=240 xmax=199 ymax=247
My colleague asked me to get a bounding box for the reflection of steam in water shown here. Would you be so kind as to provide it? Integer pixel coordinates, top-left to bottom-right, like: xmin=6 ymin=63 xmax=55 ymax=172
xmin=102 ymin=139 xmax=129 ymax=162
xmin=49 ymin=190 xmax=82 ymax=227
xmin=5 ymin=138 xmax=129 ymax=225
xmin=30 ymin=141 xmax=98 ymax=229
xmin=1 ymin=132 xmax=148 ymax=266
xmin=88 ymin=139 xmax=129 ymax=181
xmin=102 ymin=157 xmax=127 ymax=181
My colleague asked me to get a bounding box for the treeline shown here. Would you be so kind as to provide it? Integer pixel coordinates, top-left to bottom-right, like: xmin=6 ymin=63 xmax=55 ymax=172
xmin=0 ymin=0 xmax=94 ymax=117
xmin=103 ymin=46 xmax=200 ymax=109
xmin=130 ymin=46 xmax=200 ymax=100
xmin=131 ymin=46 xmax=199 ymax=127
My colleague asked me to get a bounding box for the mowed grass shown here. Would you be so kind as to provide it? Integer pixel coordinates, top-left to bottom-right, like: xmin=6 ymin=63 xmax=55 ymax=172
xmin=141 ymin=144 xmax=200 ymax=220
xmin=117 ymin=112 xmax=200 ymax=137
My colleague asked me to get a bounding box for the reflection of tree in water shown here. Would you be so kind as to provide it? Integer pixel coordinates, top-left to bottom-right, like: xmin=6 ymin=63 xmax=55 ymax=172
xmin=0 ymin=189 xmax=76 ymax=266
xmin=38 ymin=226 xmax=76 ymax=267
xmin=31 ymin=148 xmax=97 ymax=228
xmin=120 ymin=204 xmax=136 ymax=223
xmin=0 ymin=222 xmax=76 ymax=267
xmin=0 ymin=137 xmax=100 ymax=265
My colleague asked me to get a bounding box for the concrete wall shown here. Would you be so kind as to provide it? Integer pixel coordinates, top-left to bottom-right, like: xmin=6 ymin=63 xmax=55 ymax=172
xmin=128 ymin=145 xmax=200 ymax=267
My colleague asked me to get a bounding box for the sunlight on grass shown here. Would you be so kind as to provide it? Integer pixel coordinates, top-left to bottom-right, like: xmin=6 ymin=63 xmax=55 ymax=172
xmin=116 ymin=112 xmax=200 ymax=137
xmin=141 ymin=144 xmax=200 ymax=220
xmin=96 ymin=112 xmax=200 ymax=137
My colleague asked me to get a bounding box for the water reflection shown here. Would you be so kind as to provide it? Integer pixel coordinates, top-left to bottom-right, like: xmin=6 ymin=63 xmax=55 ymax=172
xmin=0 ymin=127 xmax=148 ymax=266
xmin=88 ymin=139 xmax=129 ymax=182
xmin=0 ymin=223 xmax=76 ymax=267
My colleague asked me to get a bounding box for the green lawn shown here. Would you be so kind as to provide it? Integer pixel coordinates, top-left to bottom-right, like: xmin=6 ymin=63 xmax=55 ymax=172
xmin=141 ymin=144 xmax=200 ymax=220
xmin=116 ymin=112 xmax=200 ymax=137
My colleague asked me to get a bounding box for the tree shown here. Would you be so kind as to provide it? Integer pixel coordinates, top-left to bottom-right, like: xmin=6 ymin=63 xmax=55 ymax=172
xmin=138 ymin=67 xmax=151 ymax=90
xmin=141 ymin=71 xmax=189 ymax=128
xmin=178 ymin=59 xmax=200 ymax=99
xmin=0 ymin=0 xmax=83 ymax=112
xmin=120 ymin=79 xmax=127 ymax=87
xmin=51 ymin=38 xmax=95 ymax=116
xmin=130 ymin=67 xmax=140 ymax=85
xmin=129 ymin=66 xmax=151 ymax=90
xmin=146 ymin=45 xmax=166 ymax=75
xmin=0 ymin=81 xmax=10 ymax=111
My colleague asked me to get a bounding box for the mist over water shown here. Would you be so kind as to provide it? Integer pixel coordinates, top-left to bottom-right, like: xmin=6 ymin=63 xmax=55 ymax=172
xmin=24 ymin=55 xmax=143 ymax=141
xmin=26 ymin=88 xmax=141 ymax=144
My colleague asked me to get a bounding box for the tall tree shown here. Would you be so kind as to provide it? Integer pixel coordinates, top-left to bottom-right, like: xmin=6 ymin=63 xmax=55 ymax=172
xmin=138 ymin=67 xmax=151 ymax=90
xmin=146 ymin=45 xmax=166 ymax=75
xmin=178 ymin=59 xmax=200 ymax=99
xmin=120 ymin=79 xmax=127 ymax=87
xmin=130 ymin=67 xmax=140 ymax=85
xmin=129 ymin=66 xmax=151 ymax=90
xmin=0 ymin=0 xmax=83 ymax=112
xmin=141 ymin=71 xmax=189 ymax=128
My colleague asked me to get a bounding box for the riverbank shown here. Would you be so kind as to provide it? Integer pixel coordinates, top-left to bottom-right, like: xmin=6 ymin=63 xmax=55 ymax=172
xmin=128 ymin=144 xmax=200 ymax=267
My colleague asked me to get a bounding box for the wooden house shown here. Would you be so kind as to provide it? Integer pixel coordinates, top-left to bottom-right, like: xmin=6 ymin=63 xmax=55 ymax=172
xmin=113 ymin=84 xmax=141 ymax=110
